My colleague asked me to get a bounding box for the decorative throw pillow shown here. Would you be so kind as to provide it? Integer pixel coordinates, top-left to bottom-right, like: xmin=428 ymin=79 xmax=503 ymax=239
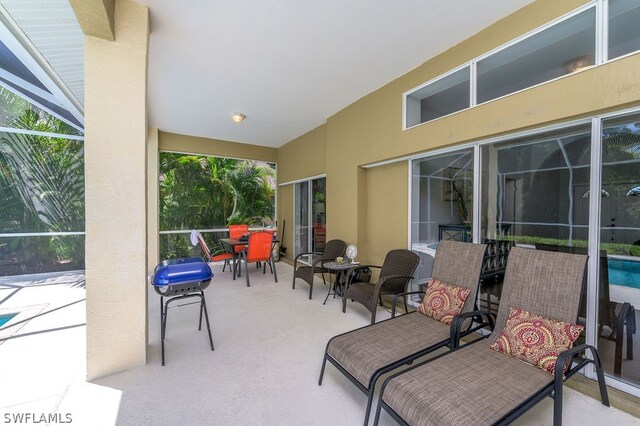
xmin=418 ymin=278 xmax=470 ymax=325
xmin=490 ymin=307 xmax=584 ymax=375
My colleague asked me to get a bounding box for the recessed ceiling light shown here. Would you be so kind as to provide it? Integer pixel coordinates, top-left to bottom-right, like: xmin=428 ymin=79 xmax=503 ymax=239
xmin=231 ymin=112 xmax=246 ymax=123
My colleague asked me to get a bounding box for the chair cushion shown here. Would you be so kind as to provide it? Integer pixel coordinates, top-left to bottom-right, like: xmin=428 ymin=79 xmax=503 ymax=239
xmin=383 ymin=343 xmax=553 ymax=425
xmin=417 ymin=278 xmax=470 ymax=325
xmin=489 ymin=307 xmax=583 ymax=375
xmin=327 ymin=313 xmax=451 ymax=388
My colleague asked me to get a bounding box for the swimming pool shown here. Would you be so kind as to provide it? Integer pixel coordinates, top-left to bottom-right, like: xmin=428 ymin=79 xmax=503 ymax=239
xmin=608 ymin=258 xmax=640 ymax=289
xmin=0 ymin=313 xmax=17 ymax=327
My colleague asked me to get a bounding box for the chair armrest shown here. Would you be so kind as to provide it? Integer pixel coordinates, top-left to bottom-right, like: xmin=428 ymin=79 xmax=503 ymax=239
xmin=294 ymin=251 xmax=323 ymax=267
xmin=371 ymin=274 xmax=414 ymax=302
xmin=449 ymin=310 xmax=496 ymax=349
xmin=391 ymin=291 xmax=425 ymax=317
xmin=554 ymin=344 xmax=610 ymax=409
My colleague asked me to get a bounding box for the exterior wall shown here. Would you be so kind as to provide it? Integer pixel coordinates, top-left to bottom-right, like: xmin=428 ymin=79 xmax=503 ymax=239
xmin=84 ymin=0 xmax=149 ymax=380
xmin=277 ymin=0 xmax=640 ymax=268
xmin=158 ymin=131 xmax=277 ymax=163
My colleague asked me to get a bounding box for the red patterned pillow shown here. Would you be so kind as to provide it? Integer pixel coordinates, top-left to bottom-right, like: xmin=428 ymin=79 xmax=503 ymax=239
xmin=490 ymin=307 xmax=584 ymax=375
xmin=418 ymin=278 xmax=470 ymax=325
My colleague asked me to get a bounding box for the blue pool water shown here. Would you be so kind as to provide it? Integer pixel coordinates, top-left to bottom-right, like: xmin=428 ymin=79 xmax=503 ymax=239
xmin=608 ymin=258 xmax=640 ymax=289
xmin=0 ymin=313 xmax=17 ymax=327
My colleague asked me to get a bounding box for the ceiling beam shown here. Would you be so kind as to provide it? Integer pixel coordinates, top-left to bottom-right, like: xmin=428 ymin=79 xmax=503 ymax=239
xmin=69 ymin=0 xmax=115 ymax=41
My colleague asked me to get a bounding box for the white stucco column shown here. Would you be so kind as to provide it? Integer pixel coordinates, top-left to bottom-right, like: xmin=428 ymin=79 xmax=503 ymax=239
xmin=83 ymin=0 xmax=149 ymax=380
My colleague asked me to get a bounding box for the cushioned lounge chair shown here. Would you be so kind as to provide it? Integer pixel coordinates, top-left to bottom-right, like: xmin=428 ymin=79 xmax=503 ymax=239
xmin=319 ymin=241 xmax=488 ymax=426
xmin=374 ymin=247 xmax=609 ymax=426
xmin=535 ymin=243 xmax=635 ymax=377
xmin=342 ymin=249 xmax=421 ymax=325
xmin=292 ymin=239 xmax=346 ymax=299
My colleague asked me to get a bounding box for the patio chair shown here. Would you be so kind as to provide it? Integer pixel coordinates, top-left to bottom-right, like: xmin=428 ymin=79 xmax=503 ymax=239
xmin=535 ymin=243 xmax=635 ymax=377
xmin=374 ymin=247 xmax=609 ymax=426
xmin=191 ymin=231 xmax=233 ymax=273
xmin=292 ymin=239 xmax=346 ymax=299
xmin=319 ymin=241 xmax=488 ymax=426
xmin=238 ymin=231 xmax=277 ymax=287
xmin=342 ymin=249 xmax=420 ymax=324
xmin=228 ymin=224 xmax=249 ymax=253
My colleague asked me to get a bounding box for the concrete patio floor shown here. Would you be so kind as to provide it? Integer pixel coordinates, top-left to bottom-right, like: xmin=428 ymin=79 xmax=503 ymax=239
xmin=0 ymin=263 xmax=638 ymax=425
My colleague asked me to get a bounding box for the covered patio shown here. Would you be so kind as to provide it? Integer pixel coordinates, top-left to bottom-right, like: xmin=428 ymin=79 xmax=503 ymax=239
xmin=1 ymin=264 xmax=635 ymax=425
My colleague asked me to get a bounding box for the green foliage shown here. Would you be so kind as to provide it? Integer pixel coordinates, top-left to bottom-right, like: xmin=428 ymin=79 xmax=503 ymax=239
xmin=502 ymin=235 xmax=640 ymax=257
xmin=159 ymin=153 xmax=275 ymax=230
xmin=0 ymin=87 xmax=85 ymax=274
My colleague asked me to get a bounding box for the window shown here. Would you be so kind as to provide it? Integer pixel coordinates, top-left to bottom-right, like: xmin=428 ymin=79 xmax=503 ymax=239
xmin=608 ymin=0 xmax=640 ymax=60
xmin=480 ymin=124 xmax=592 ymax=244
xmin=477 ymin=7 xmax=596 ymax=104
xmin=158 ymin=152 xmax=276 ymax=259
xmin=410 ymin=150 xmax=474 ymax=292
xmin=598 ymin=114 xmax=640 ymax=385
xmin=294 ymin=177 xmax=326 ymax=262
xmin=0 ymin=87 xmax=84 ymax=276
xmin=405 ymin=66 xmax=470 ymax=128
xmin=409 ymin=111 xmax=640 ymax=393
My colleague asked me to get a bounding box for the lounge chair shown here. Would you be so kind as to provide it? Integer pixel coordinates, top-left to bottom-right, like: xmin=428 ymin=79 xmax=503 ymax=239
xmin=535 ymin=243 xmax=635 ymax=377
xmin=319 ymin=241 xmax=488 ymax=425
xmin=292 ymin=239 xmax=347 ymax=299
xmin=374 ymin=247 xmax=609 ymax=426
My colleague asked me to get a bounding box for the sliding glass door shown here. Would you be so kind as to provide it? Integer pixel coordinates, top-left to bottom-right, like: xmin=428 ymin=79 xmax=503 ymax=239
xmin=409 ymin=112 xmax=640 ymax=394
xmin=294 ymin=177 xmax=326 ymax=262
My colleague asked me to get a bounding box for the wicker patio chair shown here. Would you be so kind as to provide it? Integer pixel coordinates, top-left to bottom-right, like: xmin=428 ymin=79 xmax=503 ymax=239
xmin=374 ymin=247 xmax=609 ymax=426
xmin=319 ymin=241 xmax=488 ymax=426
xmin=292 ymin=239 xmax=346 ymax=299
xmin=342 ymin=249 xmax=420 ymax=324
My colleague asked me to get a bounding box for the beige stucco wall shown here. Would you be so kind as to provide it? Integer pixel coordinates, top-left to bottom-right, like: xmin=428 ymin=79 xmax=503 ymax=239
xmin=84 ymin=0 xmax=149 ymax=380
xmin=278 ymin=0 xmax=640 ymax=268
xmin=276 ymin=124 xmax=326 ymax=183
xmin=158 ymin=131 xmax=277 ymax=163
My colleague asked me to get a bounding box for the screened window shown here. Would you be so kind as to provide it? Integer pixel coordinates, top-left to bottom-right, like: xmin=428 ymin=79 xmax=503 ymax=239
xmin=158 ymin=152 xmax=276 ymax=259
xmin=0 ymin=87 xmax=84 ymax=276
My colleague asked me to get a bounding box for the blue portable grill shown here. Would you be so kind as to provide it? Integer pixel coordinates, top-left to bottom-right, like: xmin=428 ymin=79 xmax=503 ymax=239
xmin=151 ymin=257 xmax=214 ymax=365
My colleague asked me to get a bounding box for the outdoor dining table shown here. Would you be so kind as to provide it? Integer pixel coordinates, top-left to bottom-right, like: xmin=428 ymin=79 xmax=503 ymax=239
xmin=219 ymin=237 xmax=279 ymax=280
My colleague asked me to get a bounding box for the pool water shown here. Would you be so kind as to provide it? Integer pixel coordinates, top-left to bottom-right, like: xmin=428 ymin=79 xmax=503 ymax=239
xmin=608 ymin=258 xmax=640 ymax=289
xmin=0 ymin=313 xmax=17 ymax=327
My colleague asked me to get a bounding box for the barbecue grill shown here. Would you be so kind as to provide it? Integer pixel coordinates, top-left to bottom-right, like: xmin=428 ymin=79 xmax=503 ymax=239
xmin=151 ymin=257 xmax=214 ymax=365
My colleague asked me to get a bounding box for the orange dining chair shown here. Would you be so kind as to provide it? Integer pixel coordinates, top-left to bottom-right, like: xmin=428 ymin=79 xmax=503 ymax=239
xmin=194 ymin=232 xmax=233 ymax=272
xmin=228 ymin=224 xmax=249 ymax=254
xmin=239 ymin=231 xmax=277 ymax=287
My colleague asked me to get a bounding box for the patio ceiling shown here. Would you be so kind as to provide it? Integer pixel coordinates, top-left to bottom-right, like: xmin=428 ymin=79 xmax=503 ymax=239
xmin=140 ymin=0 xmax=534 ymax=147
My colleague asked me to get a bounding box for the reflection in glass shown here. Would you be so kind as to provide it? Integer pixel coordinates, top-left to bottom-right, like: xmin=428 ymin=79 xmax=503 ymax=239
xmin=411 ymin=150 xmax=474 ymax=247
xmin=477 ymin=8 xmax=595 ymax=103
xmin=311 ymin=178 xmax=326 ymax=253
xmin=481 ymin=125 xmax=592 ymax=245
xmin=598 ymin=115 xmax=640 ymax=385
xmin=294 ymin=180 xmax=310 ymax=260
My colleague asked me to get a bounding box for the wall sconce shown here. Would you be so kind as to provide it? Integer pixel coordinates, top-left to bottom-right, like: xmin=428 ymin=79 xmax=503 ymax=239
xmin=231 ymin=112 xmax=246 ymax=123
xmin=563 ymin=55 xmax=594 ymax=74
